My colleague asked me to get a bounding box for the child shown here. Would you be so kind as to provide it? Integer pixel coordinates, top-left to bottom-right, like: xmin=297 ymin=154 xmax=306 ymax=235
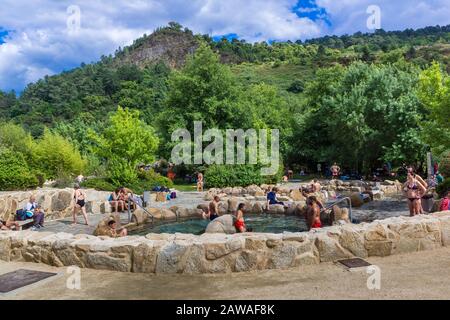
xmin=234 ymin=203 xmax=247 ymax=233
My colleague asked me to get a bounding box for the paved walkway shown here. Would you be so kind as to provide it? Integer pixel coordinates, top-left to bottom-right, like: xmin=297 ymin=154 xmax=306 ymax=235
xmin=38 ymin=192 xmax=208 ymax=235
xmin=2 ymin=247 xmax=450 ymax=300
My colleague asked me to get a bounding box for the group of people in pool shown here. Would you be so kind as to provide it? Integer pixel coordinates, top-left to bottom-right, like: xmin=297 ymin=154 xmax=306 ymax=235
xmin=203 ymin=185 xmax=329 ymax=233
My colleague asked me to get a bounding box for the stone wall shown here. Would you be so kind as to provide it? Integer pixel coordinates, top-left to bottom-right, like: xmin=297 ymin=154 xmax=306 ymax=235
xmin=206 ymin=181 xmax=402 ymax=202
xmin=0 ymin=189 xmax=111 ymax=221
xmin=1 ymin=211 xmax=449 ymax=274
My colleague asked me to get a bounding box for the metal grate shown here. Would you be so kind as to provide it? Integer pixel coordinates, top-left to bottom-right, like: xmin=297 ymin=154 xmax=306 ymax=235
xmin=0 ymin=269 xmax=57 ymax=293
xmin=338 ymin=258 xmax=372 ymax=269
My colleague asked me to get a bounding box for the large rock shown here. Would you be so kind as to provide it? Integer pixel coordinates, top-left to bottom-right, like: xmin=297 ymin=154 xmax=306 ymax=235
xmin=314 ymin=234 xmax=353 ymax=262
xmin=289 ymin=189 xmax=305 ymax=201
xmin=266 ymin=204 xmax=285 ymax=215
xmin=205 ymin=215 xmax=236 ymax=234
xmin=350 ymin=193 xmax=364 ymax=208
xmin=93 ymin=213 xmax=121 ymax=237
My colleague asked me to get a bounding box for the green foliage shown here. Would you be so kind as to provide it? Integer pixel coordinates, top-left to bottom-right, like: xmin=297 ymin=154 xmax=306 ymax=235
xmin=90 ymin=106 xmax=159 ymax=185
xmin=291 ymin=62 xmax=425 ymax=172
xmin=32 ymin=129 xmax=87 ymax=179
xmin=0 ymin=122 xmax=35 ymax=157
xmin=439 ymin=151 xmax=450 ymax=177
xmin=418 ymin=62 xmax=450 ymax=156
xmin=204 ymin=164 xmax=281 ymax=188
xmin=4 ymin=23 xmax=450 ymax=180
xmin=0 ymin=147 xmax=39 ymax=190
xmin=80 ymin=178 xmax=116 ymax=191
xmin=436 ymin=178 xmax=450 ymax=198
xmin=138 ymin=169 xmax=174 ymax=189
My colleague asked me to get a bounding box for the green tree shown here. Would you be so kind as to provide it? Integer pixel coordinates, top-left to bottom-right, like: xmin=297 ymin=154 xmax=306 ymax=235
xmin=33 ymin=129 xmax=87 ymax=179
xmin=418 ymin=62 xmax=450 ymax=156
xmin=0 ymin=147 xmax=39 ymax=190
xmin=90 ymin=106 xmax=159 ymax=185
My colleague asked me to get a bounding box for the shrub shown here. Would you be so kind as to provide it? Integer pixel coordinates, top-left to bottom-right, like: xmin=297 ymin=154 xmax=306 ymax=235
xmin=0 ymin=147 xmax=39 ymax=190
xmin=138 ymin=169 xmax=174 ymax=188
xmin=204 ymin=165 xmax=261 ymax=188
xmin=437 ymin=178 xmax=450 ymax=198
xmin=81 ymin=178 xmax=116 ymax=191
xmin=439 ymin=150 xmax=450 ymax=177
xmin=33 ymin=129 xmax=86 ymax=179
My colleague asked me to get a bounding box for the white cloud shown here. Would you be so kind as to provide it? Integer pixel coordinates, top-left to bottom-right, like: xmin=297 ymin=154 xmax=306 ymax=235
xmin=316 ymin=0 xmax=450 ymax=35
xmin=0 ymin=0 xmax=449 ymax=92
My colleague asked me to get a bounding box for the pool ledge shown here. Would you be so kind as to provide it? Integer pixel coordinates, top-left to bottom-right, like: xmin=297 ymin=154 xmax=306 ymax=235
xmin=1 ymin=211 xmax=450 ymax=274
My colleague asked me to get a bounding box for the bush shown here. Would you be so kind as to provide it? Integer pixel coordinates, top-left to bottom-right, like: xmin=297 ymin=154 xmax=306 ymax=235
xmin=33 ymin=129 xmax=86 ymax=179
xmin=439 ymin=150 xmax=450 ymax=177
xmin=138 ymin=169 xmax=174 ymax=188
xmin=437 ymin=178 xmax=450 ymax=198
xmin=0 ymin=148 xmax=39 ymax=190
xmin=81 ymin=178 xmax=116 ymax=191
xmin=204 ymin=164 xmax=273 ymax=188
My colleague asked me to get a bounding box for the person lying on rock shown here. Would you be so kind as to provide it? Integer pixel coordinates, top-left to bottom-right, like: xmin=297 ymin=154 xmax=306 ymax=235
xmin=106 ymin=220 xmax=127 ymax=238
xmin=0 ymin=218 xmax=20 ymax=231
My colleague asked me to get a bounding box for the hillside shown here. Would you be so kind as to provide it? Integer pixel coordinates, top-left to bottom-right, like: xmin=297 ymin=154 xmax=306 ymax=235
xmin=0 ymin=22 xmax=449 ymax=189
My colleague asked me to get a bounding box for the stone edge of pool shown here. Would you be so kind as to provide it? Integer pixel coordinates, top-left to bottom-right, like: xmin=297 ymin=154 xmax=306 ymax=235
xmin=1 ymin=211 xmax=450 ymax=274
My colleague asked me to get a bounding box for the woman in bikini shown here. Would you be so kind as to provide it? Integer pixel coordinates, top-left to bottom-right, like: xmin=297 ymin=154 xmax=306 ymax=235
xmin=73 ymin=184 xmax=89 ymax=225
xmin=403 ymin=172 xmax=427 ymax=216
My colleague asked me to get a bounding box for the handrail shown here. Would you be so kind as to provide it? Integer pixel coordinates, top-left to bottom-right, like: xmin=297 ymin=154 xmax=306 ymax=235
xmin=128 ymin=195 xmax=155 ymax=226
xmin=321 ymin=197 xmax=353 ymax=223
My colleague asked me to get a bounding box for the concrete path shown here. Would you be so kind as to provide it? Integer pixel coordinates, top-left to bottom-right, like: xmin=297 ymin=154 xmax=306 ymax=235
xmin=2 ymin=247 xmax=450 ymax=300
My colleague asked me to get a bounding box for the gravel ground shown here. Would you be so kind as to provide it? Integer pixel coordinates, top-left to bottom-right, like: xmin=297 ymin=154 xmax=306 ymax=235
xmin=2 ymin=247 xmax=450 ymax=300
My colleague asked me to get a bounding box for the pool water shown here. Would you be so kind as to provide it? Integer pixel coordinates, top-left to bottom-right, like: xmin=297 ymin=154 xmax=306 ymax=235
xmin=133 ymin=214 xmax=309 ymax=235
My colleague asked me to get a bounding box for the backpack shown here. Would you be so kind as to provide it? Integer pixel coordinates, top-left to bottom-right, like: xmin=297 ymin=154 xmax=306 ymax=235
xmin=170 ymin=191 xmax=177 ymax=199
xmin=15 ymin=209 xmax=28 ymax=221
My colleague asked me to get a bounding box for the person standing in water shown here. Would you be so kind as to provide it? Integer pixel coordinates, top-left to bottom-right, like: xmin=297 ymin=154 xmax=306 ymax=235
xmin=403 ymin=172 xmax=427 ymax=216
xmin=206 ymin=196 xmax=220 ymax=221
xmin=72 ymin=184 xmax=89 ymax=225
xmin=331 ymin=163 xmax=341 ymax=180
xmin=234 ymin=203 xmax=248 ymax=233
xmin=306 ymin=196 xmax=324 ymax=230
xmin=197 ymin=172 xmax=204 ymax=192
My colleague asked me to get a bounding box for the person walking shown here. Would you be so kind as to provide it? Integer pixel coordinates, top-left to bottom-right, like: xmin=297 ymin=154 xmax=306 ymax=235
xmin=72 ymin=184 xmax=89 ymax=225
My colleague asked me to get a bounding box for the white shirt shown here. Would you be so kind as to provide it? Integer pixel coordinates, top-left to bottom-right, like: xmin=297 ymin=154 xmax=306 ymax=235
xmin=25 ymin=202 xmax=37 ymax=211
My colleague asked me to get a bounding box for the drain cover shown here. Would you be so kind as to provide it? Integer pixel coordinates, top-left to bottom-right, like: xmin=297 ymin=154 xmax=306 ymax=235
xmin=0 ymin=269 xmax=57 ymax=293
xmin=338 ymin=258 xmax=371 ymax=269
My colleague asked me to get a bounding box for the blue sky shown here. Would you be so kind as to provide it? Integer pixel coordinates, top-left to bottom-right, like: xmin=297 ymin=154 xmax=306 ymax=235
xmin=0 ymin=0 xmax=450 ymax=93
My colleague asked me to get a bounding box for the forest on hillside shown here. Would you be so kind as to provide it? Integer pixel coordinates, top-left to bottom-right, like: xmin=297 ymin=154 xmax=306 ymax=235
xmin=0 ymin=23 xmax=449 ymax=191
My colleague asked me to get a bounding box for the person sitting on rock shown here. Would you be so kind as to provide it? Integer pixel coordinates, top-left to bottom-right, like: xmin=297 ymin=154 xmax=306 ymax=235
xmin=0 ymin=218 xmax=20 ymax=231
xmin=109 ymin=188 xmax=125 ymax=213
xmin=234 ymin=203 xmax=251 ymax=233
xmin=267 ymin=187 xmax=284 ymax=207
xmin=120 ymin=187 xmax=137 ymax=211
xmin=30 ymin=204 xmax=45 ymax=231
xmin=106 ymin=220 xmax=128 ymax=238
